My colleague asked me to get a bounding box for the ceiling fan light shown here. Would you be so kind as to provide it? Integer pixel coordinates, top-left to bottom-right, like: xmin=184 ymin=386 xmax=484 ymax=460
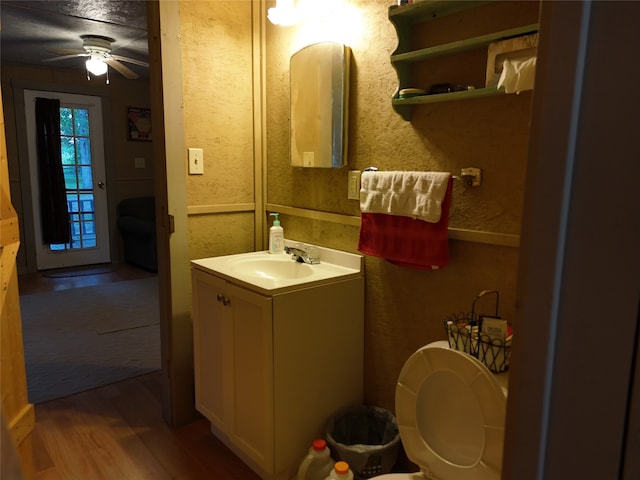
xmin=86 ymin=57 xmax=107 ymax=76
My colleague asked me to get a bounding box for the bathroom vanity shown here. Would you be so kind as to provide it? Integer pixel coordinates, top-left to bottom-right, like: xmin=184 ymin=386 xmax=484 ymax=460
xmin=191 ymin=244 xmax=364 ymax=480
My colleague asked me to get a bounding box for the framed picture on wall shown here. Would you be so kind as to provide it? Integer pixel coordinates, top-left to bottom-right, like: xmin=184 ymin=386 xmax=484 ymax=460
xmin=127 ymin=107 xmax=152 ymax=141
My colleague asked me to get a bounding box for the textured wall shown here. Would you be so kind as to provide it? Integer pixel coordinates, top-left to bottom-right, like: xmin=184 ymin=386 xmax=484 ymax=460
xmin=265 ymin=0 xmax=537 ymax=411
xmin=188 ymin=212 xmax=255 ymax=260
xmin=176 ymin=0 xmax=536 ymax=420
xmin=179 ymin=1 xmax=257 ymax=260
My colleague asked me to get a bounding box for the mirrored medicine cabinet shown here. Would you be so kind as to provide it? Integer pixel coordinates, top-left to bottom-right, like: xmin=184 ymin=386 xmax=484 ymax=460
xmin=290 ymin=42 xmax=350 ymax=168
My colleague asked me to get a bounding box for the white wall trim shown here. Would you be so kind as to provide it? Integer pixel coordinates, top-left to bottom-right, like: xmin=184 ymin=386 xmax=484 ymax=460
xmin=187 ymin=203 xmax=256 ymax=215
xmin=265 ymin=202 xmax=520 ymax=247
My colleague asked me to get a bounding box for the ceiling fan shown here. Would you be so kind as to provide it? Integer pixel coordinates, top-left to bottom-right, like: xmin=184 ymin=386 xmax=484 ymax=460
xmin=43 ymin=34 xmax=148 ymax=80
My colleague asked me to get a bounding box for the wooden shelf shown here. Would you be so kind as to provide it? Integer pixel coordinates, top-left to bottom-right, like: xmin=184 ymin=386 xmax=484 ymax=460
xmin=388 ymin=0 xmax=538 ymax=120
xmin=394 ymin=86 xmax=503 ymax=104
xmin=391 ymin=24 xmax=539 ymax=64
xmin=392 ymin=87 xmax=505 ymax=120
xmin=388 ymin=1 xmax=494 ymax=24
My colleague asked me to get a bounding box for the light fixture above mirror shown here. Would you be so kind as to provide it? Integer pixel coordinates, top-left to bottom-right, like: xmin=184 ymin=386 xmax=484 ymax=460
xmin=268 ymin=0 xmax=301 ymax=26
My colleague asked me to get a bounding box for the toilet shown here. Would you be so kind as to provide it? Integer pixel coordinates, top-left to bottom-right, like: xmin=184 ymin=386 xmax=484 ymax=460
xmin=372 ymin=341 xmax=508 ymax=480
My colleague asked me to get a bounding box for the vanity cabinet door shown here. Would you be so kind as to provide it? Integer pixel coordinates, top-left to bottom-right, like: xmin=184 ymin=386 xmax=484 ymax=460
xmin=192 ymin=268 xmax=274 ymax=474
xmin=192 ymin=269 xmax=232 ymax=432
xmin=226 ymin=283 xmax=274 ymax=474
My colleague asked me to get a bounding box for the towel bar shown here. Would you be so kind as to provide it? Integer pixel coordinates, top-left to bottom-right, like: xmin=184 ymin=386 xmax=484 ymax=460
xmin=363 ymin=166 xmax=481 ymax=187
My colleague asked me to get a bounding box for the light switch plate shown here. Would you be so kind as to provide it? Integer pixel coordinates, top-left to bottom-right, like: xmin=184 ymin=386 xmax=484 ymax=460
xmin=188 ymin=148 xmax=204 ymax=175
xmin=134 ymin=157 xmax=146 ymax=169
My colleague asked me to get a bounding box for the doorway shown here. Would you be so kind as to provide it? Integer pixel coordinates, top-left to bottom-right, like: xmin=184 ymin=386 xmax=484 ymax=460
xmin=23 ymin=89 xmax=110 ymax=270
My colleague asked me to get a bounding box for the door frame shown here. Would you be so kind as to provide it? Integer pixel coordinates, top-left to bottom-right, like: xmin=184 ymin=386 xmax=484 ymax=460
xmin=147 ymin=0 xmax=194 ymax=426
xmin=11 ymin=80 xmax=115 ymax=274
xmin=147 ymin=0 xmax=266 ymax=426
xmin=1 ymin=78 xmax=35 ymax=480
xmin=503 ymin=1 xmax=640 ymax=478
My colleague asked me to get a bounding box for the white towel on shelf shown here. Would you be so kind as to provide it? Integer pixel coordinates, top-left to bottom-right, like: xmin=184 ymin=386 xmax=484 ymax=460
xmin=359 ymin=171 xmax=452 ymax=223
xmin=497 ymin=57 xmax=536 ymax=94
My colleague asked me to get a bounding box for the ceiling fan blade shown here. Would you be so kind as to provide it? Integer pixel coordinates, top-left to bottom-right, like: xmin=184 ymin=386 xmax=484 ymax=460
xmin=42 ymin=53 xmax=89 ymax=63
xmin=105 ymin=58 xmax=139 ymax=80
xmin=46 ymin=48 xmax=86 ymax=55
xmin=111 ymin=55 xmax=149 ymax=68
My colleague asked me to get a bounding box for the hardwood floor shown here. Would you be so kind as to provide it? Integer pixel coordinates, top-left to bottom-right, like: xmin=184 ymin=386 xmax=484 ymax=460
xmin=19 ymin=263 xmax=260 ymax=480
xmin=17 ymin=262 xmax=156 ymax=296
xmin=31 ymin=372 xmax=260 ymax=480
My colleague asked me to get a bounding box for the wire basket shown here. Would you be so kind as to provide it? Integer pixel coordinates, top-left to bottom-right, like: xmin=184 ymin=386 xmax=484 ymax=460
xmin=443 ymin=290 xmax=512 ymax=373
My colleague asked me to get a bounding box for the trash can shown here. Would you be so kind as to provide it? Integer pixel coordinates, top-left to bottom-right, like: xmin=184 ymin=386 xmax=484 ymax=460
xmin=326 ymin=405 xmax=400 ymax=479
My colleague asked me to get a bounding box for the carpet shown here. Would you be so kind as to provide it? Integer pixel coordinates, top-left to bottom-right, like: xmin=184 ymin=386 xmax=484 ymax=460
xmin=20 ymin=277 xmax=160 ymax=404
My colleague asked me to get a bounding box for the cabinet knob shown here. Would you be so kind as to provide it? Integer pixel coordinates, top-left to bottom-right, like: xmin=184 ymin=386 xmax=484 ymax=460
xmin=217 ymin=293 xmax=231 ymax=306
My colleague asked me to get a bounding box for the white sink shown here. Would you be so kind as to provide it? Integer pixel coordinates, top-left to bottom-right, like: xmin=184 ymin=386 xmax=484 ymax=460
xmin=191 ymin=241 xmax=363 ymax=293
xmin=229 ymin=255 xmax=314 ymax=280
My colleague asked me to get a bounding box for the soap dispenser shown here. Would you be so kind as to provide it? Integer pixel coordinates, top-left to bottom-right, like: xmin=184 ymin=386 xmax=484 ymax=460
xmin=269 ymin=213 xmax=284 ymax=254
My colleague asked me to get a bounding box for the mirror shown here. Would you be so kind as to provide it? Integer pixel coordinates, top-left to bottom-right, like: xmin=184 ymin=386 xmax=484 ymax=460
xmin=290 ymin=42 xmax=350 ymax=168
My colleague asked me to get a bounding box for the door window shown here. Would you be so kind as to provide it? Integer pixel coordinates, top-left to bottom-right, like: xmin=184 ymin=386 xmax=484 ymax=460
xmin=50 ymin=106 xmax=97 ymax=251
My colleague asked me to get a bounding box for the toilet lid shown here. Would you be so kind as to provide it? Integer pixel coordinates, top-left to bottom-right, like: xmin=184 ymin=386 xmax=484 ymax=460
xmin=395 ymin=343 xmax=506 ymax=480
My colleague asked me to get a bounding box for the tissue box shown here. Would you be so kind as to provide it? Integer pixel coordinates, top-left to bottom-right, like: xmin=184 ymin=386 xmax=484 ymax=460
xmin=486 ymin=33 xmax=538 ymax=87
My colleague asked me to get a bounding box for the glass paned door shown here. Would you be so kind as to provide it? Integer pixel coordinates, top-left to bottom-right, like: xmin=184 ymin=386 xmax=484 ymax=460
xmin=24 ymin=90 xmax=110 ymax=270
xmin=50 ymin=107 xmax=98 ymax=251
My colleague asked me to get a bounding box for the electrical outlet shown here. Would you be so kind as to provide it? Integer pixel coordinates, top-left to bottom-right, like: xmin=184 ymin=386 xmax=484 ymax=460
xmin=188 ymin=148 xmax=204 ymax=175
xmin=347 ymin=170 xmax=361 ymax=200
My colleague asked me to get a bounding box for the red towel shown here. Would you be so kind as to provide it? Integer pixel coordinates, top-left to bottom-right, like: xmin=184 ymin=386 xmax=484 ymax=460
xmin=357 ymin=177 xmax=452 ymax=270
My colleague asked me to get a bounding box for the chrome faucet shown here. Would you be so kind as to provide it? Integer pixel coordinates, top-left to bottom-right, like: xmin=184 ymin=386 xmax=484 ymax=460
xmin=285 ymin=244 xmax=321 ymax=264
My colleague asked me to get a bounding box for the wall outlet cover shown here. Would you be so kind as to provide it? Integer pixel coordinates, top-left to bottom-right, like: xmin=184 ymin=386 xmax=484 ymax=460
xmin=348 ymin=170 xmax=361 ymax=200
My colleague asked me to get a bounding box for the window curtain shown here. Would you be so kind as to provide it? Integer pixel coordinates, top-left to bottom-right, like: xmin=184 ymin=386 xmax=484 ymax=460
xmin=35 ymin=97 xmax=70 ymax=244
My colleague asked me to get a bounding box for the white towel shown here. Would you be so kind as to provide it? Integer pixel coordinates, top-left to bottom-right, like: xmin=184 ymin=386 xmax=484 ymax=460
xmin=360 ymin=171 xmax=452 ymax=223
xmin=497 ymin=57 xmax=536 ymax=94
